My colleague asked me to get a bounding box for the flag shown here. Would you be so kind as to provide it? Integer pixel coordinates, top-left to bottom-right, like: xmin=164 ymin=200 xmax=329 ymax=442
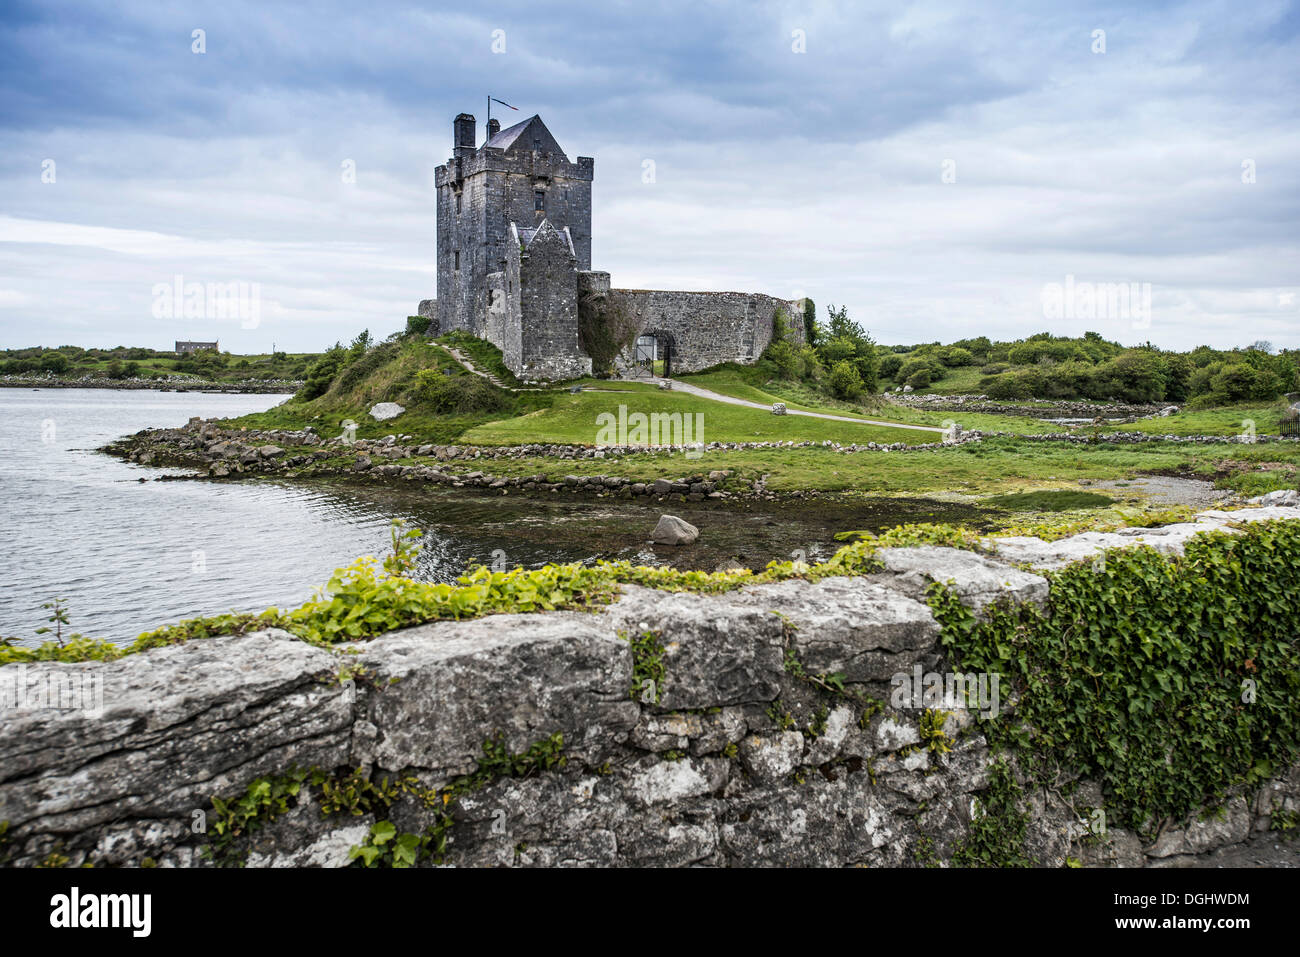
xmin=490 ymin=97 xmax=519 ymax=110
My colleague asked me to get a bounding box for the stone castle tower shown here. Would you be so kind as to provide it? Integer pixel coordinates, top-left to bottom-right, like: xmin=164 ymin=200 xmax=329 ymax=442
xmin=426 ymin=112 xmax=801 ymax=382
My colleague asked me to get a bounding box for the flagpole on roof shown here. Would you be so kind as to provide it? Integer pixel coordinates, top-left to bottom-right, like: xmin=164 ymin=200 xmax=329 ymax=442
xmin=486 ymin=95 xmax=520 ymax=143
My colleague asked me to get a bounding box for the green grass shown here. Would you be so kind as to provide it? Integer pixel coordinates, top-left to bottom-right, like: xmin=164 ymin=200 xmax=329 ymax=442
xmin=1109 ymin=401 xmax=1291 ymax=436
xmin=982 ymin=490 xmax=1116 ymax=511
xmin=873 ymin=403 xmax=1060 ymax=435
xmin=438 ymin=331 xmax=524 ymax=388
xmin=416 ymin=435 xmax=1300 ymax=501
xmin=679 ymin=365 xmax=1059 ymax=435
xmin=461 ymin=387 xmax=928 ymax=446
xmin=900 ymin=365 xmax=985 ymax=394
xmin=228 ymin=337 xmax=553 ymax=442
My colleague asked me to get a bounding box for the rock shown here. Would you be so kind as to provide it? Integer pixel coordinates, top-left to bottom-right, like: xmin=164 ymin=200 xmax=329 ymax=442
xmin=354 ymin=612 xmax=638 ymax=773
xmin=1159 ymin=406 xmax=1179 ymax=417
xmin=902 ymin=385 xmax=913 ymax=393
xmin=739 ymin=732 xmax=804 ymax=783
xmin=650 ymin=515 xmax=698 ymax=545
xmin=0 ymin=631 xmax=353 ymax=866
xmin=256 ymin=445 xmax=285 ymax=459
xmin=771 ymin=402 xmax=787 ymax=416
xmin=368 ymin=402 xmax=405 ymax=421
xmin=1248 ymin=489 xmax=1299 ymax=507
xmin=724 ymin=576 xmax=939 ymax=681
xmin=600 ymin=585 xmax=784 ymax=710
xmin=877 ymin=547 xmax=1049 ymax=611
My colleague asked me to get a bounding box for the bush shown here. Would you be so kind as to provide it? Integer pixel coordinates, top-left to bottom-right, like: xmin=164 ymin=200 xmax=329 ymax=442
xmin=413 ymin=369 xmax=511 ymax=414
xmin=405 ymin=315 xmax=432 ymax=337
xmin=878 ymin=354 xmax=903 ymax=381
xmin=937 ymin=346 xmax=974 ymax=367
xmin=300 ymin=345 xmax=347 ymax=400
xmin=984 ymin=369 xmax=1042 ymax=400
xmin=39 ymin=352 xmax=69 ymax=374
xmin=764 ymin=338 xmax=800 ymax=380
xmin=797 ymin=344 xmax=824 ymax=381
xmin=905 ymin=368 xmax=932 ymax=390
xmin=827 ymin=360 xmax=864 ymax=400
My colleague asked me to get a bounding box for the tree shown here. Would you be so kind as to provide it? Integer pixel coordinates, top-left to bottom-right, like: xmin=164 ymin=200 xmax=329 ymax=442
xmin=820 ymin=304 xmax=878 ymax=393
xmin=802 ymin=298 xmax=816 ymax=345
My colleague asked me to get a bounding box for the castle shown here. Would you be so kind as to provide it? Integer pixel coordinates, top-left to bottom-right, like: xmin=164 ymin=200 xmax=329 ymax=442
xmin=420 ymin=112 xmax=802 ymax=381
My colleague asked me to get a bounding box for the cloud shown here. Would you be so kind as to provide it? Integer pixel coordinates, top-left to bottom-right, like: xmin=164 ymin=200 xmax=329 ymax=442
xmin=0 ymin=0 xmax=1297 ymax=351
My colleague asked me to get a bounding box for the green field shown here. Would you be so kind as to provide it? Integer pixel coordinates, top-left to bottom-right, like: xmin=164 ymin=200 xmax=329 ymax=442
xmin=461 ymin=387 xmax=926 ymax=446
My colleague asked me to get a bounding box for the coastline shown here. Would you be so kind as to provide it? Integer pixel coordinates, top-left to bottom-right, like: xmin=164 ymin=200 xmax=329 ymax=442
xmin=1 ymin=376 xmax=300 ymax=394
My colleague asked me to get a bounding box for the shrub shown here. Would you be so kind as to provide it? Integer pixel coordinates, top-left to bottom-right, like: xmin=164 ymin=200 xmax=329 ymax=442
xmin=405 ymin=315 xmax=432 ymax=337
xmin=905 ymin=368 xmax=931 ymax=390
xmin=937 ymin=346 xmax=974 ymax=367
xmin=827 ymin=360 xmax=864 ymax=400
xmin=413 ymin=368 xmax=511 ymax=414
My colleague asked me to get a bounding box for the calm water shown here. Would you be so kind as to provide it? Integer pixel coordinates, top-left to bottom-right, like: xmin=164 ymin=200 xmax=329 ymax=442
xmin=0 ymin=389 xmax=988 ymax=646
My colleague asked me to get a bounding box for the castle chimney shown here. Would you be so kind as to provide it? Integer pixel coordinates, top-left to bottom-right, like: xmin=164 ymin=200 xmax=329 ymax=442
xmin=487 ymin=118 xmax=501 ymax=141
xmin=453 ymin=113 xmax=476 ymax=157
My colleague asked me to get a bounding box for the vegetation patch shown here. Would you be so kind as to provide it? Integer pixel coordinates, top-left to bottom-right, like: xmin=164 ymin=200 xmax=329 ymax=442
xmin=983 ymin=489 xmax=1116 ymax=512
xmin=927 ymin=520 xmax=1300 ymax=839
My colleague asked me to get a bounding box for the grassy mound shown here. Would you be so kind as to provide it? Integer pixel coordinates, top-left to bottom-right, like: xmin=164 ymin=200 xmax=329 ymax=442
xmin=229 ymin=335 xmax=548 ymax=443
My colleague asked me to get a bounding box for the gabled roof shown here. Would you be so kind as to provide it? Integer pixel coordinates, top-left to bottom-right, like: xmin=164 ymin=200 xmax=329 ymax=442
xmin=518 ymin=219 xmax=575 ymax=257
xmin=484 ymin=115 xmax=568 ymax=160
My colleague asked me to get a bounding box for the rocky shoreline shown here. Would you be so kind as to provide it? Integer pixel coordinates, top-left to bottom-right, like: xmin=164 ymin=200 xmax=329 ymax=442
xmin=1 ymin=374 xmax=300 ymax=393
xmin=103 ymin=417 xmax=982 ymax=503
xmin=103 ymin=416 xmax=1300 ymax=506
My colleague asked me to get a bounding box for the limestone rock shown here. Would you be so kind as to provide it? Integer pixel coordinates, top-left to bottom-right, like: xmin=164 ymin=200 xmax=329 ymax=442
xmin=354 ymin=612 xmax=639 ymax=774
xmin=771 ymin=402 xmax=787 ymax=416
xmin=877 ymin=546 xmax=1049 ymax=610
xmin=650 ymin=514 xmax=698 ymax=545
xmin=368 ymin=402 xmax=405 ymax=421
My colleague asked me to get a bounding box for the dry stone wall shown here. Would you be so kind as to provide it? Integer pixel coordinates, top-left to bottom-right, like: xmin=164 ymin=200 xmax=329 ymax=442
xmin=3 ymin=506 xmax=1299 ymax=868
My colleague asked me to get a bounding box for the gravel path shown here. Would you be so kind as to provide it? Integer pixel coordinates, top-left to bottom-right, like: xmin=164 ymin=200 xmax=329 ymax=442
xmin=1088 ymin=476 xmax=1234 ymax=507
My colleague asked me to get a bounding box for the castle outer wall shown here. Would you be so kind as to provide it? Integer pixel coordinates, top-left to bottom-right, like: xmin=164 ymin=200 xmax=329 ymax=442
xmin=578 ymin=271 xmax=803 ymax=375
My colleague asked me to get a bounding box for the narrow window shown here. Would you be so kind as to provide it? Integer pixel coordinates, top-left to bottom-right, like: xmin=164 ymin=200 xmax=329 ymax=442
xmin=454 ymin=250 xmax=460 ymax=270
xmin=533 ymin=137 xmax=542 ymax=151
xmin=534 ymin=190 xmax=545 ymax=211
xmin=455 ymin=191 xmax=462 ymax=213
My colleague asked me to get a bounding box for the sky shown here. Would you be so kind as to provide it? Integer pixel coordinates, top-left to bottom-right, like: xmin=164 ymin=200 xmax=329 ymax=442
xmin=1 ymin=0 xmax=1297 ymax=354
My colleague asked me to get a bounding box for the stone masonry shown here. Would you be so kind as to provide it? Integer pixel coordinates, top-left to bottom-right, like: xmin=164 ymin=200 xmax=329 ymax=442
xmin=430 ymin=113 xmax=800 ymax=381
xmin=3 ymin=506 xmax=1298 ymax=868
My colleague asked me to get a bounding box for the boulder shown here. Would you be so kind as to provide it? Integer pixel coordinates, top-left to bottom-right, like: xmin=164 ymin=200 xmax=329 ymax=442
xmin=1248 ymin=488 xmax=1299 ymax=507
xmin=771 ymin=402 xmax=787 ymax=416
xmin=650 ymin=515 xmax=699 ymax=546
xmin=368 ymin=402 xmax=405 ymax=421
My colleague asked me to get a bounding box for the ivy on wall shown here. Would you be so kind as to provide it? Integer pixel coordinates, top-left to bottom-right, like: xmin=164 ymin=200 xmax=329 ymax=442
xmin=928 ymin=520 xmax=1300 ymax=837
